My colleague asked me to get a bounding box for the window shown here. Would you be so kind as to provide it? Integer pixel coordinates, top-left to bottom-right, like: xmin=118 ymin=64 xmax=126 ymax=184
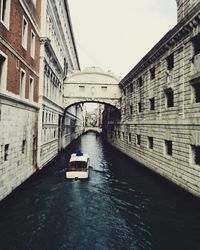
xmin=191 ymin=145 xmax=200 ymax=165
xmin=129 ymin=83 xmax=133 ymax=93
xmin=29 ymin=76 xmax=34 ymax=101
xmin=122 ymin=132 xmax=125 ymax=140
xmin=101 ymin=86 xmax=107 ymax=92
xmin=166 ymin=54 xmax=174 ymax=70
xmin=30 ymin=30 xmax=36 ymax=58
xmin=20 ymin=69 xmax=26 ymax=99
xmin=130 ymin=105 xmax=133 ymax=115
xmin=192 ymin=82 xmax=200 ymax=103
xmin=4 ymin=144 xmax=9 ymax=161
xmin=150 ymin=67 xmax=155 ymax=80
xmin=117 ymin=131 xmax=120 ymax=139
xmin=42 ymin=111 xmax=44 ymax=123
xmin=148 ymin=137 xmax=153 ymax=149
xmin=79 ymin=86 xmax=85 ymax=92
xmin=138 ymin=102 xmax=142 ymax=113
xmin=22 ymin=16 xmax=28 ymax=50
xmin=165 ymin=88 xmax=174 ymax=108
xmin=22 ymin=140 xmax=26 ymax=154
xmin=165 ymin=140 xmax=173 ymax=156
xmin=138 ymin=76 xmax=143 ymax=87
xmin=128 ymin=133 xmax=131 ymax=143
xmin=136 ymin=134 xmax=141 ymax=145
xmin=192 ymin=34 xmax=200 ymax=56
xmin=0 ymin=0 xmax=10 ymax=29
xmin=0 ymin=52 xmax=7 ymax=92
xmin=149 ymin=97 xmax=155 ymax=111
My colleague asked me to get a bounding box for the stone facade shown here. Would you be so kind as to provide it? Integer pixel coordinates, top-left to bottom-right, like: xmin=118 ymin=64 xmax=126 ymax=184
xmin=0 ymin=0 xmax=40 ymax=200
xmin=37 ymin=0 xmax=82 ymax=168
xmin=103 ymin=0 xmax=200 ymax=197
xmin=63 ymin=105 xmax=84 ymax=148
xmin=64 ymin=67 xmax=121 ymax=109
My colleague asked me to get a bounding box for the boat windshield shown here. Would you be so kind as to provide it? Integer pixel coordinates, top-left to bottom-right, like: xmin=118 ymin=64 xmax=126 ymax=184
xmin=68 ymin=161 xmax=87 ymax=171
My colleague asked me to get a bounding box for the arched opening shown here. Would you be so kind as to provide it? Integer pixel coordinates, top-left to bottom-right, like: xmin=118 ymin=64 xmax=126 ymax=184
xmin=61 ymin=101 xmax=121 ymax=150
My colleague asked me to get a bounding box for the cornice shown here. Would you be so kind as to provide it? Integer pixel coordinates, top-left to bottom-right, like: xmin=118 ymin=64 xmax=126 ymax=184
xmin=66 ymin=71 xmax=120 ymax=82
xmin=0 ymin=93 xmax=39 ymax=110
xmin=40 ymin=37 xmax=64 ymax=75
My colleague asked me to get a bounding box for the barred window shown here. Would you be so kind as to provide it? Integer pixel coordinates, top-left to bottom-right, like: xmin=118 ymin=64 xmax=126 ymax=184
xmin=148 ymin=137 xmax=153 ymax=149
xmin=166 ymin=54 xmax=174 ymax=70
xmin=191 ymin=145 xmax=200 ymax=165
xmin=149 ymin=97 xmax=155 ymax=110
xmin=150 ymin=67 xmax=155 ymax=80
xmin=136 ymin=134 xmax=141 ymax=145
xmin=192 ymin=33 xmax=200 ymax=56
xmin=192 ymin=82 xmax=200 ymax=103
xmin=165 ymin=140 xmax=173 ymax=156
xmin=165 ymin=88 xmax=174 ymax=108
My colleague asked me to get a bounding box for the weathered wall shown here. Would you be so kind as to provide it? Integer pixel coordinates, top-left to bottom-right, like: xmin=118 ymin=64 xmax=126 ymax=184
xmin=104 ymin=1 xmax=200 ymax=198
xmin=0 ymin=95 xmax=38 ymax=200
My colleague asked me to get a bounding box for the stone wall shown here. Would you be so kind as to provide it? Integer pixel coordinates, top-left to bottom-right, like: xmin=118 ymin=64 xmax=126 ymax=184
xmin=0 ymin=95 xmax=38 ymax=200
xmin=104 ymin=1 xmax=200 ymax=198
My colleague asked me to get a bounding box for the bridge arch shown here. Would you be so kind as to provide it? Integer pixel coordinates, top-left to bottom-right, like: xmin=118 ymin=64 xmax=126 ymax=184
xmin=64 ymin=67 xmax=121 ymax=110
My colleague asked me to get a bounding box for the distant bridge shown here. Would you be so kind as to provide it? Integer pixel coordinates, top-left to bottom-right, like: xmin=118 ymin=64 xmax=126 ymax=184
xmin=84 ymin=127 xmax=102 ymax=134
xmin=64 ymin=67 xmax=121 ymax=110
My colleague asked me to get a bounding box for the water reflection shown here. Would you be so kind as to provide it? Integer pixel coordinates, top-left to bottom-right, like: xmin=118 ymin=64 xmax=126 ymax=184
xmin=0 ymin=132 xmax=200 ymax=250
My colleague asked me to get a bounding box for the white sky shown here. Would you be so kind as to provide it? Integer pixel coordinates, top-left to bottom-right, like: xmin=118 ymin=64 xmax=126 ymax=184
xmin=68 ymin=0 xmax=177 ymax=78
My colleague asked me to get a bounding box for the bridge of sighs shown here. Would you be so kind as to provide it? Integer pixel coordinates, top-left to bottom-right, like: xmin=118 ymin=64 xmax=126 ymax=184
xmin=64 ymin=67 xmax=121 ymax=109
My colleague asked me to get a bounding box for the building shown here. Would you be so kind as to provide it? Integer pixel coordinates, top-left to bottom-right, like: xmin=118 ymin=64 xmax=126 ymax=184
xmin=104 ymin=0 xmax=200 ymax=197
xmin=0 ymin=0 xmax=84 ymax=201
xmin=37 ymin=0 xmax=81 ymax=168
xmin=63 ymin=105 xmax=85 ymax=148
xmin=0 ymin=0 xmax=41 ymax=200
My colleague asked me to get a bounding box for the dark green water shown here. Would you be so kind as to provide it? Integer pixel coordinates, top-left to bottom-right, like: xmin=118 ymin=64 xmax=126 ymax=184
xmin=0 ymin=132 xmax=200 ymax=250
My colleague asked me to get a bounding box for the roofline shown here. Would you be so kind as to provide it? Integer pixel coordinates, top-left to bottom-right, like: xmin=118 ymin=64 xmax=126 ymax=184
xmin=65 ymin=71 xmax=120 ymax=82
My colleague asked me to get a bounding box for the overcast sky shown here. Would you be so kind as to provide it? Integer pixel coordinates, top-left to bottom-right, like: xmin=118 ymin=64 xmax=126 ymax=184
xmin=68 ymin=0 xmax=177 ymax=78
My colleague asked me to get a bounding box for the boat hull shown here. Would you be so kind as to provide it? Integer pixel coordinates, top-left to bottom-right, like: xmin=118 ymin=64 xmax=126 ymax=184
xmin=66 ymin=171 xmax=89 ymax=179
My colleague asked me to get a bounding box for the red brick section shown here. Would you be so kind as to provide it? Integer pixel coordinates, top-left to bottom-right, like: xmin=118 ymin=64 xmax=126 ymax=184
xmin=0 ymin=0 xmax=41 ymax=103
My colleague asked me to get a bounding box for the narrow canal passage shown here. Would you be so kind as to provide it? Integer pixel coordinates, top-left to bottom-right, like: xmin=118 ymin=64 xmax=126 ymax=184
xmin=1 ymin=132 xmax=200 ymax=250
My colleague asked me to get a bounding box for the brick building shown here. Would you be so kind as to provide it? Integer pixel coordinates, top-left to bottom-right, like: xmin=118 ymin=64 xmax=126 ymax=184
xmin=104 ymin=0 xmax=200 ymax=197
xmin=0 ymin=0 xmax=41 ymax=200
xmin=0 ymin=0 xmax=84 ymax=200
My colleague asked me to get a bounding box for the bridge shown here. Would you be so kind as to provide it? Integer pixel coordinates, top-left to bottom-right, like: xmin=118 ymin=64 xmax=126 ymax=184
xmin=84 ymin=127 xmax=102 ymax=134
xmin=64 ymin=67 xmax=121 ymax=109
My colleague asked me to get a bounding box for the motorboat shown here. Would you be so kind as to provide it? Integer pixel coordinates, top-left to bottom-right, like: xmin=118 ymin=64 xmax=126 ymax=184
xmin=66 ymin=151 xmax=90 ymax=179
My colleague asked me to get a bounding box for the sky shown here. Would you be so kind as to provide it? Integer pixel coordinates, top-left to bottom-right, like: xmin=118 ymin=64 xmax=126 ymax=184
xmin=68 ymin=0 xmax=177 ymax=78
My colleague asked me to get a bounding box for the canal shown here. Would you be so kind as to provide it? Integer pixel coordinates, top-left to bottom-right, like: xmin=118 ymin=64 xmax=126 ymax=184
xmin=0 ymin=132 xmax=200 ymax=250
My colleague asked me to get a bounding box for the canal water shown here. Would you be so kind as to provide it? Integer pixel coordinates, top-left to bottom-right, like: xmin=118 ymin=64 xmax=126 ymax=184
xmin=1 ymin=132 xmax=200 ymax=250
